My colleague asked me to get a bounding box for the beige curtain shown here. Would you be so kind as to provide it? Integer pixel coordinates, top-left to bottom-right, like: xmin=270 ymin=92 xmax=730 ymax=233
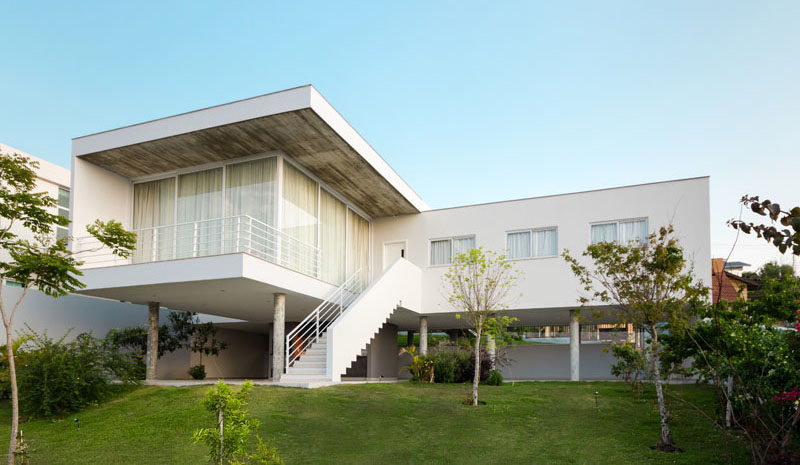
xmin=346 ymin=209 xmax=369 ymax=285
xmin=177 ymin=168 xmax=222 ymax=258
xmin=132 ymin=177 xmax=175 ymax=262
xmin=225 ymin=157 xmax=277 ymax=256
xmin=320 ymin=189 xmax=346 ymax=284
xmin=282 ymin=163 xmax=318 ymax=274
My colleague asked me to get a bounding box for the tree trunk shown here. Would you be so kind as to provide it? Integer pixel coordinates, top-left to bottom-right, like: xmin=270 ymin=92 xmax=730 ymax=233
xmin=218 ymin=407 xmax=223 ymax=465
xmin=6 ymin=324 xmax=18 ymax=465
xmin=472 ymin=327 xmax=481 ymax=406
xmin=650 ymin=327 xmax=674 ymax=450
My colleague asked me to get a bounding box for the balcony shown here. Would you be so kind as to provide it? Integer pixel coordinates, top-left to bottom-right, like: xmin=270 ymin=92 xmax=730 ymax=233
xmin=74 ymin=214 xmax=321 ymax=280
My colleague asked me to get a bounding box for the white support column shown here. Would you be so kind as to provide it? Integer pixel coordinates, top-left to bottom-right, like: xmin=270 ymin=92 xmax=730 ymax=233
xmin=272 ymin=293 xmax=286 ymax=381
xmin=486 ymin=334 xmax=497 ymax=371
xmin=569 ymin=309 xmax=580 ymax=381
xmin=145 ymin=302 xmax=159 ymax=381
xmin=419 ymin=316 xmax=428 ymax=356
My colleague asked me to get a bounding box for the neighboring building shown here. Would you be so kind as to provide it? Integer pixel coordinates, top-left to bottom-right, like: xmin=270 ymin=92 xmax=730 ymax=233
xmin=712 ymin=258 xmax=758 ymax=302
xmin=0 ymin=143 xmax=153 ymax=344
xmin=68 ymin=85 xmax=711 ymax=385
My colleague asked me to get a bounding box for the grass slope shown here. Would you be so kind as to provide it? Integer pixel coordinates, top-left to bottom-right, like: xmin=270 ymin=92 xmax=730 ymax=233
xmin=0 ymin=382 xmax=749 ymax=464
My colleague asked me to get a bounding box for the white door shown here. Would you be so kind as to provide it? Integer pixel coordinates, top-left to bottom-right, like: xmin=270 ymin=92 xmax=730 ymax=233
xmin=383 ymin=241 xmax=406 ymax=270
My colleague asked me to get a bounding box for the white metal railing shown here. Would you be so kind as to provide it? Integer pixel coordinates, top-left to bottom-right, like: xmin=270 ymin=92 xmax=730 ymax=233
xmin=286 ymin=268 xmax=365 ymax=370
xmin=74 ymin=215 xmax=320 ymax=279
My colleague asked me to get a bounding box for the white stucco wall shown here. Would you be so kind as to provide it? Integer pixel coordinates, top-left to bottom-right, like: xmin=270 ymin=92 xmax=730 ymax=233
xmin=0 ymin=284 xmax=156 ymax=344
xmin=69 ymin=156 xmax=133 ymax=239
xmin=372 ymin=177 xmax=711 ymax=314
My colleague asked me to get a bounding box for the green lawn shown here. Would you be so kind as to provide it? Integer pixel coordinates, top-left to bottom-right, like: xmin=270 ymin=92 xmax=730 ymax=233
xmin=0 ymin=382 xmax=750 ymax=464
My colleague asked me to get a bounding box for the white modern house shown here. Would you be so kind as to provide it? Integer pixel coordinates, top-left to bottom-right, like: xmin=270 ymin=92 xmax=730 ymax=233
xmin=68 ymin=85 xmax=711 ymax=386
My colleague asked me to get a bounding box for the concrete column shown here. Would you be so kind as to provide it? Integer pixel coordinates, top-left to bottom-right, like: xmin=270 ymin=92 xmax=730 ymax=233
xmin=145 ymin=302 xmax=159 ymax=381
xmin=272 ymin=293 xmax=286 ymax=381
xmin=406 ymin=330 xmax=415 ymax=347
xmin=486 ymin=334 xmax=496 ymax=371
xmin=419 ymin=316 xmax=428 ymax=355
xmin=569 ymin=309 xmax=580 ymax=381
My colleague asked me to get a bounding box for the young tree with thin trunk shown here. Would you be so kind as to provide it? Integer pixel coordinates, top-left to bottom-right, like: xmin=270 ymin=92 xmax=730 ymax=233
xmin=0 ymin=153 xmax=135 ymax=464
xmin=443 ymin=247 xmax=520 ymax=406
xmin=562 ymin=226 xmax=706 ymax=451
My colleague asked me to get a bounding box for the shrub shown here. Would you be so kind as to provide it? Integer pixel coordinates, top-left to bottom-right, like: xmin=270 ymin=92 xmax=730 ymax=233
xmin=606 ymin=342 xmax=647 ymax=395
xmin=18 ymin=331 xmax=136 ymax=417
xmin=400 ymin=346 xmax=434 ymax=382
xmin=486 ymin=370 xmax=503 ymax=386
xmin=189 ymin=364 xmax=207 ymax=380
xmin=426 ymin=349 xmax=492 ymax=383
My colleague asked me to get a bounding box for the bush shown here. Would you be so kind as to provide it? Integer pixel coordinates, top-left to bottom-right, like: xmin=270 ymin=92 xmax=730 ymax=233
xmin=18 ymin=331 xmax=137 ymax=417
xmin=426 ymin=349 xmax=492 ymax=384
xmin=606 ymin=342 xmax=647 ymax=395
xmin=486 ymin=370 xmax=503 ymax=386
xmin=189 ymin=364 xmax=207 ymax=380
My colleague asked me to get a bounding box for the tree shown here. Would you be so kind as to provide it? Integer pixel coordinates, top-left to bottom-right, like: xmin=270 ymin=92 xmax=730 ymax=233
xmin=105 ymin=311 xmax=197 ymax=378
xmin=729 ymin=196 xmax=800 ymax=255
xmin=443 ymin=247 xmax=519 ymax=406
xmin=190 ymin=321 xmax=229 ymax=377
xmin=0 ymin=152 xmax=135 ymax=464
xmin=662 ymin=298 xmax=800 ymax=464
xmin=562 ymin=226 xmax=706 ymax=451
xmin=193 ymin=381 xmax=283 ymax=465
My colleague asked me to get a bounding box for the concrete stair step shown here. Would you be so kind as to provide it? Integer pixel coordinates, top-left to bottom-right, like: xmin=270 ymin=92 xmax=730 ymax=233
xmin=280 ymin=373 xmax=330 ymax=382
xmin=287 ymin=367 xmax=326 ymax=375
xmin=293 ymin=361 xmax=326 ymax=368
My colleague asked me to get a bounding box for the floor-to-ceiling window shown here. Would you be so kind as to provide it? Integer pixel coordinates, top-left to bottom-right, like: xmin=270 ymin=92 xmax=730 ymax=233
xmin=346 ymin=209 xmax=370 ymax=286
xmin=129 ymin=154 xmax=370 ymax=284
xmin=132 ymin=177 xmax=175 ymax=262
xmin=225 ymin=157 xmax=277 ymax=257
xmin=177 ymin=168 xmax=223 ymax=258
xmin=320 ymin=189 xmax=346 ymax=285
xmin=281 ymin=162 xmax=319 ymax=276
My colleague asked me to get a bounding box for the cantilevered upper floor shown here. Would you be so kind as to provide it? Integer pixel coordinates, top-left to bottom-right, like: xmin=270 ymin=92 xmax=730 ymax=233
xmin=69 ymin=85 xmax=429 ymax=318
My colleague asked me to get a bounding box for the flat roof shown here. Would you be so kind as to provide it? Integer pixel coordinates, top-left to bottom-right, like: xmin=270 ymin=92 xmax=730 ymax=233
xmin=72 ymin=85 xmax=429 ymax=217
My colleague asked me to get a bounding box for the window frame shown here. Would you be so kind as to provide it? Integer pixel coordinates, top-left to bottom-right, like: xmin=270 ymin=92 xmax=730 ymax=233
xmin=589 ymin=217 xmax=649 ymax=245
xmin=55 ymin=186 xmax=70 ymax=242
xmin=504 ymin=226 xmax=559 ymax=261
xmin=428 ymin=234 xmax=476 ymax=267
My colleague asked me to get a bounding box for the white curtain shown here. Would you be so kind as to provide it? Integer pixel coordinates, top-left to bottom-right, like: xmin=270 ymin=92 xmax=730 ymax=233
xmin=320 ymin=189 xmax=346 ymax=284
xmin=225 ymin=158 xmax=277 ymax=256
xmin=177 ymin=168 xmax=222 ymax=258
xmin=620 ymin=219 xmax=648 ymax=244
xmin=430 ymin=239 xmax=452 ymax=265
xmin=591 ymin=223 xmax=617 ymax=244
xmin=282 ymin=163 xmax=318 ymax=274
xmin=133 ymin=177 xmax=175 ymax=263
xmin=507 ymin=231 xmax=531 ymax=259
xmin=532 ymin=228 xmax=557 ymax=257
xmin=346 ymin=209 xmax=369 ymax=285
xmin=452 ymin=236 xmax=475 ymax=257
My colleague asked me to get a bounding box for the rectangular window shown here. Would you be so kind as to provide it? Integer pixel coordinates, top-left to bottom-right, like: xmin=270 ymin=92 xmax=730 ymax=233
xmin=532 ymin=228 xmax=558 ymax=257
xmin=506 ymin=227 xmax=557 ymax=259
xmin=429 ymin=235 xmax=475 ymax=266
xmin=591 ymin=218 xmax=648 ymax=244
xmin=452 ymin=236 xmax=475 ymax=256
xmin=56 ymin=187 xmax=70 ymax=242
xmin=430 ymin=239 xmax=453 ymax=266
xmin=619 ymin=218 xmax=648 ymax=244
xmin=507 ymin=231 xmax=531 ymax=259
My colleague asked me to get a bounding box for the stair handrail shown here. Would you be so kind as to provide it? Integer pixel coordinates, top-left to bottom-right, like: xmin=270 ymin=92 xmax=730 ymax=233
xmin=285 ymin=268 xmax=364 ymax=370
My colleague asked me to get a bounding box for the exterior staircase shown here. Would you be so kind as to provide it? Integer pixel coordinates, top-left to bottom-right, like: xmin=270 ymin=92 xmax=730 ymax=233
xmin=280 ymin=258 xmax=421 ymax=386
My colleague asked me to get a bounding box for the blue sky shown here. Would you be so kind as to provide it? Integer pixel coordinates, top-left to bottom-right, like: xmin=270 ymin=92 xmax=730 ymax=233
xmin=2 ymin=1 xmax=798 ymax=270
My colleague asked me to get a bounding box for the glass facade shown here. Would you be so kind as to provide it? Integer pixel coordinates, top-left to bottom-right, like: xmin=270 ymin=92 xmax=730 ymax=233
xmin=130 ymin=155 xmax=370 ymax=284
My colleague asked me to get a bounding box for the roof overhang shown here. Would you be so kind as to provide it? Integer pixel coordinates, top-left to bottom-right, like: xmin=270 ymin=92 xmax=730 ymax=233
xmin=72 ymin=85 xmax=428 ymax=217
